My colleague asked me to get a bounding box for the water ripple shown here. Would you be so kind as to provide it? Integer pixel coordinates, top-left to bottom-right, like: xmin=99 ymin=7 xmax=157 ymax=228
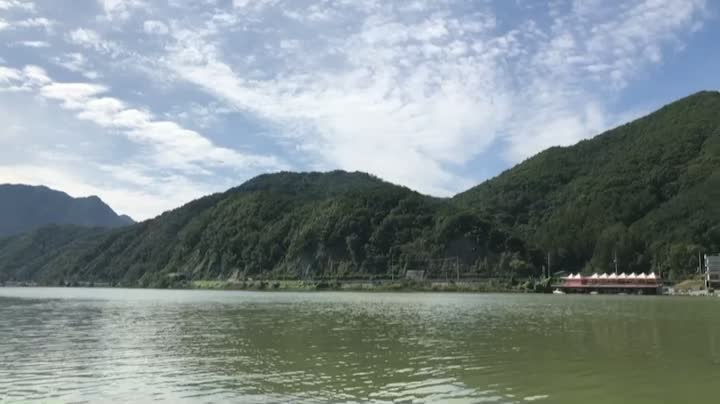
xmin=3 ymin=288 xmax=719 ymax=403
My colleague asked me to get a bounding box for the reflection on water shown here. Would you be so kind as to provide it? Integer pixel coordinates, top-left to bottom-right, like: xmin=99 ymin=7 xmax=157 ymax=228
xmin=1 ymin=288 xmax=719 ymax=403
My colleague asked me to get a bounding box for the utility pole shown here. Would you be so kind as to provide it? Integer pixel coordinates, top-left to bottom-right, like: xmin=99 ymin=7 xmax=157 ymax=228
xmin=698 ymin=251 xmax=702 ymax=274
xmin=613 ymin=249 xmax=618 ymax=274
xmin=547 ymin=252 xmax=551 ymax=279
xmin=456 ymin=257 xmax=460 ymax=282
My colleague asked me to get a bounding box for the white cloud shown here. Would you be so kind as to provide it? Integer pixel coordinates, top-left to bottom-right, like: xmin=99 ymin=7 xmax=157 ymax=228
xmin=66 ymin=28 xmax=122 ymax=57
xmin=0 ymin=63 xmax=285 ymax=218
xmin=97 ymin=0 xmax=147 ymax=21
xmin=232 ymin=0 xmax=274 ymax=9
xmin=0 ymin=0 xmax=35 ymax=12
xmin=15 ymin=17 xmax=53 ymax=30
xmin=500 ymin=0 xmax=708 ymax=160
xmin=22 ymin=65 xmax=50 ymax=85
xmin=0 ymin=0 xmax=713 ymax=216
xmin=154 ymin=0 xmax=709 ymax=195
xmin=0 ymin=17 xmax=53 ymax=32
xmin=15 ymin=40 xmax=50 ymax=47
xmin=54 ymin=53 xmax=101 ymax=79
xmin=36 ymin=79 xmax=281 ymax=174
xmin=0 ymin=65 xmax=41 ymax=91
xmin=143 ymin=20 xmax=168 ymax=35
xmin=166 ymin=101 xmax=232 ymax=129
xmin=67 ymin=28 xmax=102 ymax=46
xmin=0 ymin=66 xmax=22 ymax=83
xmin=0 ymin=163 xmax=212 ymax=220
xmin=164 ymin=7 xmax=511 ymax=195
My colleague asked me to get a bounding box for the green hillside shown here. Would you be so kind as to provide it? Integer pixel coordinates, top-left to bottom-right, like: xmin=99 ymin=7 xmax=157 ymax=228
xmin=0 ymin=171 xmax=527 ymax=287
xmin=454 ymin=91 xmax=720 ymax=278
xmin=1 ymin=91 xmax=719 ymax=287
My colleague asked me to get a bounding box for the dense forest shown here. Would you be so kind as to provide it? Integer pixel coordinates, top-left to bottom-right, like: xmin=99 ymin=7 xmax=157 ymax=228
xmin=1 ymin=91 xmax=719 ymax=286
xmin=455 ymin=91 xmax=720 ymax=280
xmin=0 ymin=172 xmax=530 ymax=286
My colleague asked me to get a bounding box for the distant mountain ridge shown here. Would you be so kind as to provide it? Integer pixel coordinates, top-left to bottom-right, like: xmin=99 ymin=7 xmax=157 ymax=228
xmin=0 ymin=91 xmax=719 ymax=286
xmin=0 ymin=184 xmax=134 ymax=237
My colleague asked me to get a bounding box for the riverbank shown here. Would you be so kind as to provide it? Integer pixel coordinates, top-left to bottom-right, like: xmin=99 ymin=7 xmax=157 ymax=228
xmin=189 ymin=279 xmax=525 ymax=293
xmin=0 ymin=278 xmax=534 ymax=293
xmin=4 ymin=278 xmax=717 ymax=296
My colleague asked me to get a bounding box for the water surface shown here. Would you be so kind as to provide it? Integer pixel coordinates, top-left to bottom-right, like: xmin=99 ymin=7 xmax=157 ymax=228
xmin=1 ymin=288 xmax=719 ymax=403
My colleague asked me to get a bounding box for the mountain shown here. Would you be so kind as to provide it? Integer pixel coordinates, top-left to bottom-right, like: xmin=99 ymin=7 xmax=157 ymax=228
xmin=454 ymin=90 xmax=720 ymax=277
xmin=0 ymin=184 xmax=134 ymax=237
xmin=0 ymin=171 xmax=524 ymax=286
xmin=1 ymin=91 xmax=719 ymax=286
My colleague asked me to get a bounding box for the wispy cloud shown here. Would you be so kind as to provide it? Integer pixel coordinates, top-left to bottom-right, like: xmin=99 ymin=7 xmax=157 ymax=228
xmin=143 ymin=20 xmax=168 ymax=35
xmin=30 ymin=71 xmax=281 ymax=173
xmin=0 ymin=17 xmax=53 ymax=33
xmin=53 ymin=53 xmax=101 ymax=79
xmin=15 ymin=16 xmax=53 ymax=30
xmin=0 ymin=162 xmax=215 ymax=219
xmin=160 ymin=2 xmax=511 ymax=195
xmin=66 ymin=28 xmax=123 ymax=57
xmin=97 ymin=0 xmax=147 ymax=21
xmin=0 ymin=0 xmax=35 ymax=12
xmin=0 ymin=0 xmax=713 ymax=217
xmin=501 ymin=0 xmax=708 ymax=161
xmin=14 ymin=40 xmax=50 ymax=47
xmin=0 ymin=63 xmax=285 ymax=218
xmin=159 ymin=0 xmax=708 ymax=194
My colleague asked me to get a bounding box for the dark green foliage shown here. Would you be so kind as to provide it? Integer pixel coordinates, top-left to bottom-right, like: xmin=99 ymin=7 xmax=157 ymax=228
xmin=2 ymin=92 xmax=720 ymax=286
xmin=0 ymin=184 xmax=133 ymax=237
xmin=455 ymin=91 xmax=720 ymax=276
xmin=0 ymin=171 xmax=524 ymax=286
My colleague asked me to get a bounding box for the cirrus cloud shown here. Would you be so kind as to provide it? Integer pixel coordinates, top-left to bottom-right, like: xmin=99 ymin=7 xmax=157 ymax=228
xmin=0 ymin=0 xmax=714 ymax=218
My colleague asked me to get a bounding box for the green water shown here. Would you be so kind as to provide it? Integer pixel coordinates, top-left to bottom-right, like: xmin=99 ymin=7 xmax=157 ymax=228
xmin=1 ymin=288 xmax=719 ymax=403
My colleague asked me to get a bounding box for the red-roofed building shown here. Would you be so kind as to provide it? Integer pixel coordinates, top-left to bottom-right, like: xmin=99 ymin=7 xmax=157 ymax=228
xmin=553 ymin=272 xmax=662 ymax=294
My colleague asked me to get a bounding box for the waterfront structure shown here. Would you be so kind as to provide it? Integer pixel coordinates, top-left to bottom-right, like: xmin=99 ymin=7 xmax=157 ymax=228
xmin=554 ymin=272 xmax=662 ymax=294
xmin=705 ymin=255 xmax=720 ymax=289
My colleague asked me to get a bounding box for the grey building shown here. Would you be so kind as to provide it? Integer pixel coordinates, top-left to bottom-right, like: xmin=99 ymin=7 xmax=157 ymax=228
xmin=705 ymin=255 xmax=720 ymax=289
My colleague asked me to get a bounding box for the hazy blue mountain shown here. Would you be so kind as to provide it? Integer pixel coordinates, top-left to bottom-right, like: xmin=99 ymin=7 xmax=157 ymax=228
xmin=0 ymin=184 xmax=134 ymax=237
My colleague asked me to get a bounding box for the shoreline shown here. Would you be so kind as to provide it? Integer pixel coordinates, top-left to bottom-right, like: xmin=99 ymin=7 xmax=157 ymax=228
xmin=1 ymin=279 xmax=532 ymax=293
xmin=1 ymin=278 xmax=713 ymax=295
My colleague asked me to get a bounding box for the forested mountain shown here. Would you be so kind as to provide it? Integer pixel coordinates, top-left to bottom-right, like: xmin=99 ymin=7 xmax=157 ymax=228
xmin=0 ymin=185 xmax=134 ymax=237
xmin=0 ymin=172 xmax=526 ymax=286
xmin=454 ymin=91 xmax=720 ymax=278
xmin=1 ymin=91 xmax=719 ymax=286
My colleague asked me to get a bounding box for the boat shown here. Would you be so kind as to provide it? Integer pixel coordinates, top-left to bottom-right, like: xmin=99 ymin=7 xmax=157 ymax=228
xmin=553 ymin=289 xmax=565 ymax=295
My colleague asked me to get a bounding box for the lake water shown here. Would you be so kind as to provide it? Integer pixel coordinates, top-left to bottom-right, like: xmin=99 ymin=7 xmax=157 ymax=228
xmin=1 ymin=288 xmax=719 ymax=403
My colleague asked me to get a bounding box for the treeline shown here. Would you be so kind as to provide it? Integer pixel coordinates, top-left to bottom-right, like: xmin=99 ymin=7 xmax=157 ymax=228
xmin=0 ymin=172 xmax=545 ymax=287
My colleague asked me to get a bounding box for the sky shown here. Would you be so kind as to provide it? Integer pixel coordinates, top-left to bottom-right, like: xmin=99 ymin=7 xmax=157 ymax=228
xmin=0 ymin=0 xmax=718 ymax=220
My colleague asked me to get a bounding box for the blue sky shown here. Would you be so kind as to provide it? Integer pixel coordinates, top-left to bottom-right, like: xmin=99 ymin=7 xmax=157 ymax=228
xmin=0 ymin=0 xmax=717 ymax=220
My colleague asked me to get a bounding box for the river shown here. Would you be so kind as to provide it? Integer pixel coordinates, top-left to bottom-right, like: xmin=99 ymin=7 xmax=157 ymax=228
xmin=1 ymin=288 xmax=719 ymax=403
